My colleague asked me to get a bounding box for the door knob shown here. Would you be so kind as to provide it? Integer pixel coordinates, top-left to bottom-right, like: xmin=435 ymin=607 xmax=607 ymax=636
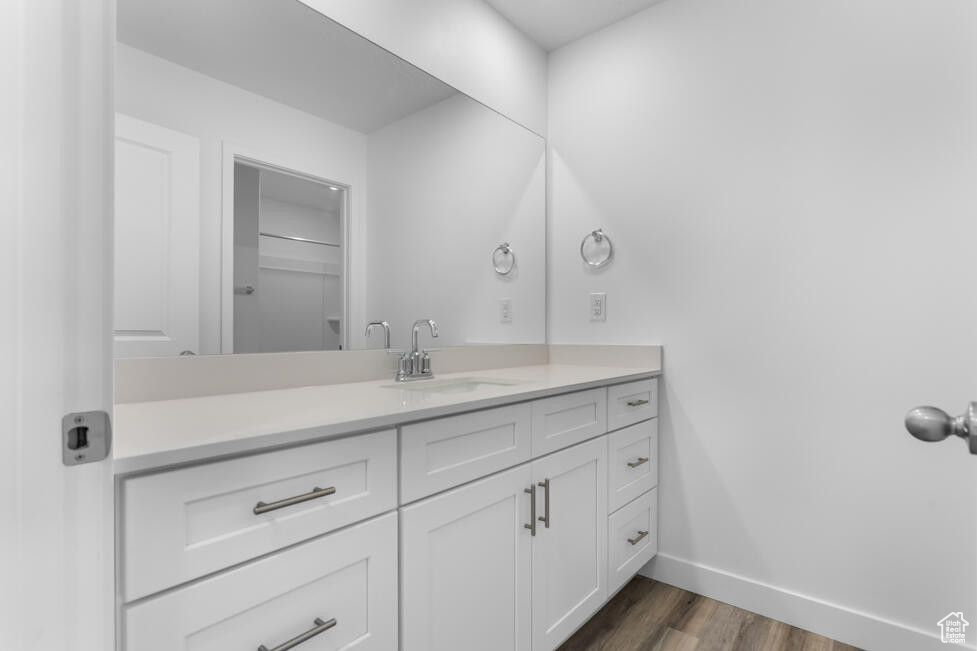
xmin=904 ymin=402 xmax=977 ymax=454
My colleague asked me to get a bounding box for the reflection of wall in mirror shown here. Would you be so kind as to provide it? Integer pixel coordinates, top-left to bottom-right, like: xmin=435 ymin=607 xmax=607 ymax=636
xmin=366 ymin=94 xmax=546 ymax=350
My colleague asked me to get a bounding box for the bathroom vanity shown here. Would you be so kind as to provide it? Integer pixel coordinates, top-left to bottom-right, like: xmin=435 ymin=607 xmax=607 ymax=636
xmin=113 ymin=358 xmax=660 ymax=650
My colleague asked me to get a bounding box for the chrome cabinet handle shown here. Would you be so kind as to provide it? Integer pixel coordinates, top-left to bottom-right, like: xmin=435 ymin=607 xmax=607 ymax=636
xmin=626 ymin=398 xmax=650 ymax=407
xmin=258 ymin=617 xmax=337 ymax=651
xmin=627 ymin=457 xmax=650 ymax=469
xmin=537 ymin=478 xmax=550 ymax=528
xmin=253 ymin=486 xmax=336 ymax=515
xmin=627 ymin=530 xmax=649 ymax=546
xmin=524 ymin=484 xmax=537 ymax=536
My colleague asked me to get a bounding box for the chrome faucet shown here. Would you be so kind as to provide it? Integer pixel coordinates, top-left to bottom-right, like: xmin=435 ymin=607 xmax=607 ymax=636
xmin=365 ymin=321 xmax=391 ymax=349
xmin=396 ymin=319 xmax=439 ymax=382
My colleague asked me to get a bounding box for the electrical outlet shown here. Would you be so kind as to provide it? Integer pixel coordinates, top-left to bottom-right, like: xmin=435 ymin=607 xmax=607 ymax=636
xmin=589 ymin=292 xmax=606 ymax=322
xmin=499 ymin=298 xmax=513 ymax=324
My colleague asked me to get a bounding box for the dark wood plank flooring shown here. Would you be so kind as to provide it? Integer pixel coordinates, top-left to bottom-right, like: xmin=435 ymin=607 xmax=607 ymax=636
xmin=559 ymin=577 xmax=861 ymax=651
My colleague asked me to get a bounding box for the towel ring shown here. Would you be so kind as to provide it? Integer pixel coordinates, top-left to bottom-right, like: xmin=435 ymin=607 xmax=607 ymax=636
xmin=493 ymin=242 xmax=516 ymax=275
xmin=580 ymin=229 xmax=613 ymax=268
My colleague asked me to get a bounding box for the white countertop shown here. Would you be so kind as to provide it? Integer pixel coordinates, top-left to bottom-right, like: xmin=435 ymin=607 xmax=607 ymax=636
xmin=113 ymin=363 xmax=659 ymax=475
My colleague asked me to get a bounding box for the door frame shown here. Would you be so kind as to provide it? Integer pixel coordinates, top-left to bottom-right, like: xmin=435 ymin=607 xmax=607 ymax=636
xmin=219 ymin=142 xmax=352 ymax=353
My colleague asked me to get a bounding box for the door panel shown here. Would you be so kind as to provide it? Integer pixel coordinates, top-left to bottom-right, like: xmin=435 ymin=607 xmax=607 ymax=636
xmin=400 ymin=465 xmax=533 ymax=651
xmin=532 ymin=437 xmax=608 ymax=651
xmin=114 ymin=114 xmax=200 ymax=357
xmin=1 ymin=3 xmax=115 ymax=649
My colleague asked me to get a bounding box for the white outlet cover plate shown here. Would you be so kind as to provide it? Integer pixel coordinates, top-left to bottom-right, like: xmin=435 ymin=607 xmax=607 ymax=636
xmin=590 ymin=292 xmax=606 ymax=322
xmin=499 ymin=298 xmax=513 ymax=324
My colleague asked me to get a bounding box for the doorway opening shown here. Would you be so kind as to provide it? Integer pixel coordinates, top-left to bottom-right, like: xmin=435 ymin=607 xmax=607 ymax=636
xmin=231 ymin=159 xmax=348 ymax=353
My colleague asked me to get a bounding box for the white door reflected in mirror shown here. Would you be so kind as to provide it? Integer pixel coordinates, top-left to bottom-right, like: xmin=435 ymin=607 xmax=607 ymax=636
xmin=114 ymin=114 xmax=200 ymax=358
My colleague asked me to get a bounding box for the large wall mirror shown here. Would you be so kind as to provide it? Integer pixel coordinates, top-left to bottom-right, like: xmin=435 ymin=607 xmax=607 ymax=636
xmin=114 ymin=0 xmax=546 ymax=357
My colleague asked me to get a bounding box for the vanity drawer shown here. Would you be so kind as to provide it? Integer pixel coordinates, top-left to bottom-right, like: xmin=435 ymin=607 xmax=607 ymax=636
xmin=122 ymin=429 xmax=396 ymax=601
xmin=124 ymin=512 xmax=398 ymax=651
xmin=608 ymin=419 xmax=659 ymax=513
xmin=531 ymin=388 xmax=607 ymax=456
xmin=607 ymin=488 xmax=658 ymax=595
xmin=401 ymin=403 xmax=532 ymax=503
xmin=607 ymin=378 xmax=658 ymax=431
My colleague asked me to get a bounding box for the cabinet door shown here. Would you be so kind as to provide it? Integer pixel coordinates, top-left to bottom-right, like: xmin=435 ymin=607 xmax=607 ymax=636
xmin=401 ymin=465 xmax=533 ymax=651
xmin=531 ymin=437 xmax=608 ymax=651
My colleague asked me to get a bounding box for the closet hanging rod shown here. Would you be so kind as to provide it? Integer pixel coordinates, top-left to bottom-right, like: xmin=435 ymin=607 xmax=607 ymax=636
xmin=259 ymin=232 xmax=340 ymax=247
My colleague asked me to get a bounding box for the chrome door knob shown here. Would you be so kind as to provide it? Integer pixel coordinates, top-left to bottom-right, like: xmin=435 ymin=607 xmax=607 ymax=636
xmin=905 ymin=406 xmax=958 ymax=442
xmin=905 ymin=402 xmax=977 ymax=454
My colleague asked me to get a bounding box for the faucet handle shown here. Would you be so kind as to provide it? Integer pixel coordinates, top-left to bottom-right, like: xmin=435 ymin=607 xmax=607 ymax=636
xmin=396 ymin=352 xmax=413 ymax=380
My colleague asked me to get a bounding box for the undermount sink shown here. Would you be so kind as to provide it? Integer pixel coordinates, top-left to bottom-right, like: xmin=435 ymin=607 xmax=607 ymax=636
xmin=382 ymin=377 xmax=523 ymax=394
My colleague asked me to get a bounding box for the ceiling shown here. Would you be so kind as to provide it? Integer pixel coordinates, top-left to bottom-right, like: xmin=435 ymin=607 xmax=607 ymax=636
xmin=483 ymin=0 xmax=668 ymax=51
xmin=117 ymin=0 xmax=457 ymax=133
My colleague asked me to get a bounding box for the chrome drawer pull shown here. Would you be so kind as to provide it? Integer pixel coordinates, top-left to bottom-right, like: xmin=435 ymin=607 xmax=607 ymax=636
xmin=258 ymin=617 xmax=336 ymax=651
xmin=537 ymin=478 xmax=551 ymax=528
xmin=626 ymin=398 xmax=650 ymax=407
xmin=253 ymin=486 xmax=336 ymax=515
xmin=627 ymin=457 xmax=650 ymax=469
xmin=628 ymin=530 xmax=649 ymax=546
xmin=524 ymin=484 xmax=537 ymax=536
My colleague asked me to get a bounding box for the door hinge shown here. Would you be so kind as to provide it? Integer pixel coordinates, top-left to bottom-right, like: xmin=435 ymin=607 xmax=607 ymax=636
xmin=62 ymin=410 xmax=111 ymax=466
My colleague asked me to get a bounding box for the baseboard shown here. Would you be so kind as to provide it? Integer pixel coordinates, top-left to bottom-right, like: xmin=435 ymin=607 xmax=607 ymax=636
xmin=641 ymin=554 xmax=969 ymax=651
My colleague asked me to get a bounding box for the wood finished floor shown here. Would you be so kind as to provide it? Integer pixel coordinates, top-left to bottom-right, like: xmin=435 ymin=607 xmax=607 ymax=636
xmin=559 ymin=577 xmax=861 ymax=651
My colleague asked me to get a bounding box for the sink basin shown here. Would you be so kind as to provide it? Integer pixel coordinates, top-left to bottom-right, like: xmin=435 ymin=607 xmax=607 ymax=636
xmin=382 ymin=377 xmax=523 ymax=394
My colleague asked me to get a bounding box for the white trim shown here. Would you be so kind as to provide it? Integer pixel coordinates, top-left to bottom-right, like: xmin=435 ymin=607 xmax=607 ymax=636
xmin=219 ymin=142 xmax=352 ymax=353
xmin=642 ymin=553 xmax=963 ymax=651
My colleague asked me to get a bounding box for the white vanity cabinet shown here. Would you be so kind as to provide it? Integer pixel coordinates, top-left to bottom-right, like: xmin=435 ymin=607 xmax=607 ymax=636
xmin=117 ymin=374 xmax=659 ymax=651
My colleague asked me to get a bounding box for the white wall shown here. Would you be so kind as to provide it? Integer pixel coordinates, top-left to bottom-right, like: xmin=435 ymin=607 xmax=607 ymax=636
xmin=548 ymin=0 xmax=977 ymax=648
xmin=116 ymin=44 xmax=368 ymax=354
xmin=366 ymin=94 xmax=546 ymax=349
xmin=299 ymin=0 xmax=548 ymax=136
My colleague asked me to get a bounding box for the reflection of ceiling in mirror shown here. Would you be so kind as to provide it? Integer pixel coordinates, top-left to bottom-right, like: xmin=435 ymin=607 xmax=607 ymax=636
xmin=117 ymin=0 xmax=457 ymax=133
